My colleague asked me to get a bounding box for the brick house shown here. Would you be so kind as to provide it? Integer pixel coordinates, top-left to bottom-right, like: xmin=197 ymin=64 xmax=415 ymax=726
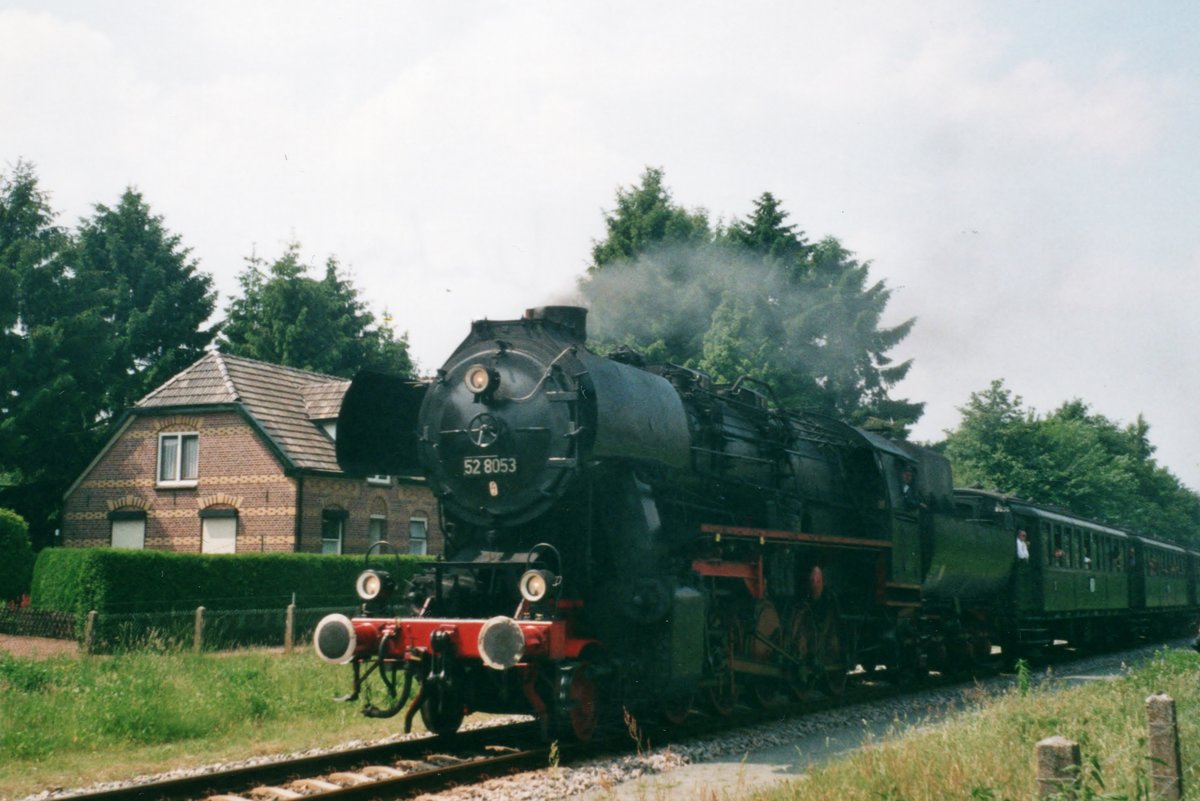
xmin=61 ymin=352 xmax=441 ymax=556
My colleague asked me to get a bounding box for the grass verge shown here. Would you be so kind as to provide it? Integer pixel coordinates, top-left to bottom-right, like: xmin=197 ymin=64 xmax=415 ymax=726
xmin=0 ymin=649 xmax=441 ymax=800
xmin=749 ymin=649 xmax=1200 ymax=801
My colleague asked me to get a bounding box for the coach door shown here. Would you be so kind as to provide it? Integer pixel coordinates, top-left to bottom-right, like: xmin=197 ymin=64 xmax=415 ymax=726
xmin=1013 ymin=515 xmax=1039 ymax=611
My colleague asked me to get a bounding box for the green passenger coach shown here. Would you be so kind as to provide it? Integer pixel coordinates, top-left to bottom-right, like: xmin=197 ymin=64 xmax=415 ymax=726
xmin=954 ymin=489 xmax=1198 ymax=652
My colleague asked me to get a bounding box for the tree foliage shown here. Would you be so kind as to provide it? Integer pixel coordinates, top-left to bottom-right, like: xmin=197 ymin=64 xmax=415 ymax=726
xmin=74 ymin=190 xmax=216 ymax=411
xmin=0 ymin=508 xmax=34 ymax=602
xmin=589 ymin=167 xmax=710 ymax=271
xmin=581 ymin=169 xmax=921 ymax=430
xmin=219 ymin=243 xmax=414 ymax=379
xmin=0 ymin=163 xmax=217 ymax=548
xmin=944 ymin=380 xmax=1200 ymax=544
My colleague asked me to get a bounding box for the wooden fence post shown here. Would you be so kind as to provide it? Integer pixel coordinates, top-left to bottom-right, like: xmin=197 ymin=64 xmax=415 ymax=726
xmin=284 ymin=603 xmax=296 ymax=654
xmin=1036 ymin=736 xmax=1081 ymax=799
xmin=193 ymin=606 xmax=205 ymax=653
xmin=84 ymin=610 xmax=97 ymax=655
xmin=1147 ymin=693 xmax=1183 ymax=801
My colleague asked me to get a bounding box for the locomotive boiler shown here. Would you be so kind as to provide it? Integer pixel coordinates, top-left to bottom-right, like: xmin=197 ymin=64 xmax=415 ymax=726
xmin=312 ymin=306 xmax=1027 ymax=738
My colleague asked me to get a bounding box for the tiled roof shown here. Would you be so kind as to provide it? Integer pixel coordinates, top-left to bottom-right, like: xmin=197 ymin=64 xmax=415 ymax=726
xmin=303 ymin=381 xmax=347 ymax=421
xmin=137 ymin=352 xmax=350 ymax=473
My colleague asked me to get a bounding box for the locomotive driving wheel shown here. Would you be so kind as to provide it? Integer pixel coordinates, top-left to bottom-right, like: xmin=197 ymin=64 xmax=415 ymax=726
xmin=748 ymin=600 xmax=786 ymax=709
xmin=704 ymin=611 xmax=740 ymax=716
xmin=784 ymin=603 xmax=816 ymax=699
xmin=815 ymin=597 xmax=849 ymax=697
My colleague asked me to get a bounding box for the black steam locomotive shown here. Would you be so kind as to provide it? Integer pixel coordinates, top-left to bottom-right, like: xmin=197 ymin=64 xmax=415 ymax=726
xmin=313 ymin=306 xmax=1199 ymax=740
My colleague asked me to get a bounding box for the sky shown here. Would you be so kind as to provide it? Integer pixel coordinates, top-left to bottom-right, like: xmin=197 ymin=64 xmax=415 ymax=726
xmin=3 ymin=2 xmax=1200 ymax=488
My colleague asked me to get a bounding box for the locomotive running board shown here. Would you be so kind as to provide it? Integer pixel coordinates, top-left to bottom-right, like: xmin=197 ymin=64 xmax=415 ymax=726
xmin=700 ymin=524 xmax=892 ymax=551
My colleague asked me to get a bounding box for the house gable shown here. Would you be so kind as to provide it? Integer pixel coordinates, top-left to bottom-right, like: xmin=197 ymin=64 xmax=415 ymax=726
xmin=60 ymin=351 xmax=442 ymax=556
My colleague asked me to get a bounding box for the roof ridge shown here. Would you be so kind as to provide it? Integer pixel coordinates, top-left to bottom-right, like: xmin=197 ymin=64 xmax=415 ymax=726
xmin=135 ymin=350 xmax=222 ymax=406
xmin=212 ymin=351 xmax=241 ymax=402
xmin=217 ymin=351 xmax=347 ymax=384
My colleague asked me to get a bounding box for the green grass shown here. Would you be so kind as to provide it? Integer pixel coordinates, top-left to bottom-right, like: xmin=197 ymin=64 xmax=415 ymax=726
xmin=747 ymin=649 xmax=1200 ymax=801
xmin=0 ymin=649 xmax=439 ymax=800
xmin=5 ymin=648 xmax=1198 ymax=801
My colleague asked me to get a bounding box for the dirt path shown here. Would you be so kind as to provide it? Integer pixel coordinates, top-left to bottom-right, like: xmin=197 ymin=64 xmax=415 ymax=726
xmin=0 ymin=634 xmax=79 ymax=659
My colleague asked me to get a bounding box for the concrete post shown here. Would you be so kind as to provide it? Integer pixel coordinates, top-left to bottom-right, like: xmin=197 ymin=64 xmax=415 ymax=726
xmin=193 ymin=606 xmax=205 ymax=653
xmin=284 ymin=603 xmax=296 ymax=653
xmin=1036 ymin=735 xmax=1081 ymax=799
xmin=84 ymin=610 xmax=97 ymax=655
xmin=1147 ymin=693 xmax=1183 ymax=801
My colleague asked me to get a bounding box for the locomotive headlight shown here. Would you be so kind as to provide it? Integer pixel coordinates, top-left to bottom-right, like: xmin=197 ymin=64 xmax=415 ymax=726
xmin=518 ymin=569 xmax=558 ymax=603
xmin=464 ymin=364 xmax=496 ymax=395
xmin=355 ymin=569 xmax=394 ymax=602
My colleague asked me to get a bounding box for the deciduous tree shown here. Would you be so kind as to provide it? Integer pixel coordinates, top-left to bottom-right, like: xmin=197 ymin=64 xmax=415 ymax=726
xmin=944 ymin=380 xmax=1200 ymax=544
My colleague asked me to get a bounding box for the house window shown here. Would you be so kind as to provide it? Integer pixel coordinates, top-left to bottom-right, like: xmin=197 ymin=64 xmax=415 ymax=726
xmin=200 ymin=508 xmax=237 ymax=554
xmin=158 ymin=432 xmax=199 ymax=486
xmin=367 ymin=474 xmax=391 ymax=486
xmin=369 ymin=515 xmax=386 ymax=546
xmin=109 ymin=510 xmax=146 ymax=549
xmin=409 ymin=517 xmax=428 ymax=556
xmin=322 ymin=509 xmax=346 ymax=555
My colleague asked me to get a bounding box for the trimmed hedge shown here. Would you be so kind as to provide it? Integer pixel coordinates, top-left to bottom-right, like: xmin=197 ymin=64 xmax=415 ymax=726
xmin=0 ymin=508 xmax=35 ymax=602
xmin=31 ymin=547 xmax=431 ymax=623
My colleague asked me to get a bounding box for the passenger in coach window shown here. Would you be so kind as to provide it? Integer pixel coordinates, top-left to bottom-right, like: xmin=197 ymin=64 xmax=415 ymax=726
xmin=899 ymin=468 xmax=925 ymax=511
xmin=1016 ymin=529 xmax=1030 ymax=561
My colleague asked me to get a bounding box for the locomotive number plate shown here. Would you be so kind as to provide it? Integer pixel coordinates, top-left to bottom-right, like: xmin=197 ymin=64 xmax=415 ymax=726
xmin=463 ymin=456 xmax=518 ymax=476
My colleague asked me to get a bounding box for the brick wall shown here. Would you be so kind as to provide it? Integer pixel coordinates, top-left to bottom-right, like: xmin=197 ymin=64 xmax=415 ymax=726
xmin=299 ymin=475 xmax=443 ymax=556
xmin=62 ymin=411 xmax=297 ymax=552
xmin=61 ymin=410 xmax=442 ymax=555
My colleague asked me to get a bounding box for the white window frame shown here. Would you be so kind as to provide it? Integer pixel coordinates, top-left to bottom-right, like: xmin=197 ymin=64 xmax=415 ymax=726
xmin=367 ymin=474 xmax=392 ymax=486
xmin=408 ymin=516 xmax=428 ymax=556
xmin=368 ymin=514 xmax=386 ymax=546
xmin=322 ymin=511 xmax=345 ymax=555
xmin=157 ymin=432 xmax=199 ymax=487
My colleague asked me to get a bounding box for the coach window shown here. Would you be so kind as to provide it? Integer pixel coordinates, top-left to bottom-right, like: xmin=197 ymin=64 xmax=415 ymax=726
xmin=200 ymin=507 xmax=237 ymax=554
xmin=109 ymin=510 xmax=146 ymax=549
xmin=408 ymin=516 xmax=428 ymax=556
xmin=321 ymin=509 xmax=347 ymax=555
xmin=158 ymin=432 xmax=199 ymax=487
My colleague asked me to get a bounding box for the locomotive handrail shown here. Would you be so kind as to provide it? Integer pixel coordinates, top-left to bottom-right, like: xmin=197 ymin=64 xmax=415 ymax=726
xmin=729 ymin=374 xmax=781 ymax=409
xmin=507 ymin=346 xmax=577 ymax=402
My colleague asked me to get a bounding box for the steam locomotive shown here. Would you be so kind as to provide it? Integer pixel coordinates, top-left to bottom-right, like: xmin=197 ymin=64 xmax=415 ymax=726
xmin=313 ymin=306 xmax=1199 ymax=741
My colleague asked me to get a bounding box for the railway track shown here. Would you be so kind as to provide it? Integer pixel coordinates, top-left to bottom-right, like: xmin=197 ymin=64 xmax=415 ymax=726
xmin=59 ymin=721 xmax=546 ymax=801
xmin=48 ymin=671 xmax=899 ymax=801
xmin=50 ymin=642 xmax=1169 ymax=801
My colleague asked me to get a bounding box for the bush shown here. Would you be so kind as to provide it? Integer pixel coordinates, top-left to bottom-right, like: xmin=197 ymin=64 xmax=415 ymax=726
xmin=0 ymin=509 xmax=35 ymax=603
xmin=30 ymin=548 xmax=431 ymax=642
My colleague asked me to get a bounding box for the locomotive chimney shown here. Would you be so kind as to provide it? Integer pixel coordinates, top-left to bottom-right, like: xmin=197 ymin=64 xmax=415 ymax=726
xmin=524 ymin=306 xmax=588 ymax=342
